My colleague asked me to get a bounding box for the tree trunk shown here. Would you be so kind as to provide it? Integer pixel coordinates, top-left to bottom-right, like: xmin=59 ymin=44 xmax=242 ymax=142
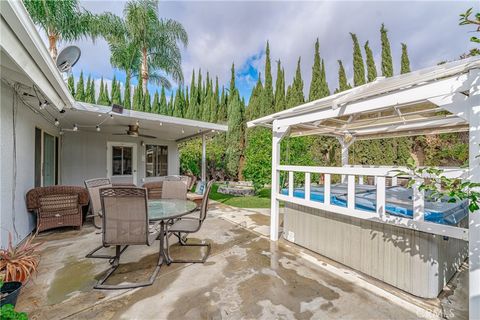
xmin=48 ymin=33 xmax=58 ymax=61
xmin=141 ymin=47 xmax=148 ymax=94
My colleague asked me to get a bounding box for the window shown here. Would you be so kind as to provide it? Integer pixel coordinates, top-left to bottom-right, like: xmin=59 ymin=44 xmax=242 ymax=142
xmin=112 ymin=146 xmax=133 ymax=176
xmin=34 ymin=128 xmax=58 ymax=187
xmin=145 ymin=145 xmax=168 ymax=177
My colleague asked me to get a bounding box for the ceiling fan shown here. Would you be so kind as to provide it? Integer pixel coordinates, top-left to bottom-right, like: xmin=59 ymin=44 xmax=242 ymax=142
xmin=113 ymin=125 xmax=156 ymax=139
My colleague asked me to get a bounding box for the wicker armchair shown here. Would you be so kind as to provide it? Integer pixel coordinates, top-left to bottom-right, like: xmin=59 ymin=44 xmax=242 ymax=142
xmin=26 ymin=186 xmax=89 ymax=232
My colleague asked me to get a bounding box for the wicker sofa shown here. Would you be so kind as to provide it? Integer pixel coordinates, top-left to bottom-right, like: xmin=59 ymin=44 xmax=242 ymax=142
xmin=26 ymin=186 xmax=89 ymax=232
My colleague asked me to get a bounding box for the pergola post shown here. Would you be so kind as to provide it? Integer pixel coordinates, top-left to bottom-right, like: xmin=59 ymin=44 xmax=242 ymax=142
xmin=468 ymin=69 xmax=480 ymax=320
xmin=271 ymin=121 xmax=289 ymax=241
xmin=201 ymin=134 xmax=206 ymax=182
xmin=337 ymin=136 xmax=355 ymax=183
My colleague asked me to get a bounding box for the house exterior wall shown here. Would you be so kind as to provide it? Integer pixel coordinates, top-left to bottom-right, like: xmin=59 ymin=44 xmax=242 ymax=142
xmin=60 ymin=130 xmax=180 ymax=186
xmin=0 ymin=82 xmax=59 ymax=248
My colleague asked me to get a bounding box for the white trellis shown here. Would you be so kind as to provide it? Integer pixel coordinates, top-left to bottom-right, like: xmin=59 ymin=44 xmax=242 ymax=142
xmin=248 ymin=57 xmax=480 ymax=319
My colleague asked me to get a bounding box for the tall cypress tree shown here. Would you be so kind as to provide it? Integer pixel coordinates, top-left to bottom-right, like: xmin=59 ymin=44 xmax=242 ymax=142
xmin=274 ymin=61 xmax=286 ymax=112
xmin=111 ymin=76 xmax=122 ymax=105
xmin=320 ymin=59 xmax=330 ymax=97
xmin=143 ymin=88 xmax=151 ymax=112
xmin=88 ymin=79 xmax=95 ymax=104
xmin=159 ymin=87 xmax=167 ymax=114
xmin=287 ymin=57 xmax=304 ymax=108
xmin=335 ymin=60 xmax=352 ymax=93
xmin=85 ymin=76 xmax=91 ymax=103
xmin=103 ymin=82 xmax=111 ymax=106
xmin=400 ymin=43 xmax=411 ymax=74
xmin=152 ymin=91 xmax=160 ymax=113
xmin=262 ymin=41 xmax=275 ymax=116
xmin=247 ymin=75 xmax=263 ymax=121
xmin=364 ymin=40 xmax=377 ymax=82
xmin=217 ymin=86 xmax=227 ymax=123
xmin=97 ymin=77 xmax=104 ymax=105
xmin=381 ymin=23 xmax=394 ymax=77
xmin=309 ymin=38 xmax=322 ymax=101
xmin=75 ymin=71 xmax=85 ymax=101
xmin=68 ymin=74 xmax=75 ymax=96
xmin=226 ymin=89 xmax=244 ymax=179
xmin=124 ymin=74 xmax=131 ymax=109
xmin=168 ymin=92 xmax=174 ymax=116
xmin=350 ymin=33 xmax=366 ymax=86
xmin=229 ymin=63 xmax=236 ymax=94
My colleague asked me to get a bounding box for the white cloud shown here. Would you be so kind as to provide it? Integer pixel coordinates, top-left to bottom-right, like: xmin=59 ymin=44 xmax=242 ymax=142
xmin=64 ymin=0 xmax=475 ymax=101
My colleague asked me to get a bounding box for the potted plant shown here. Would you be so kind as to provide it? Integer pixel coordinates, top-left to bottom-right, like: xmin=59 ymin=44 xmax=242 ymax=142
xmin=0 ymin=232 xmax=41 ymax=307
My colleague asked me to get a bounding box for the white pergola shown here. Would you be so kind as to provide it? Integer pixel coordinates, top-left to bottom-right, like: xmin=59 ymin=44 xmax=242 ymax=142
xmin=248 ymin=57 xmax=480 ymax=319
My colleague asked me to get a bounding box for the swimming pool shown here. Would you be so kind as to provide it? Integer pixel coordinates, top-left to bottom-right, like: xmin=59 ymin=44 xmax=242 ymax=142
xmin=281 ymin=184 xmax=468 ymax=225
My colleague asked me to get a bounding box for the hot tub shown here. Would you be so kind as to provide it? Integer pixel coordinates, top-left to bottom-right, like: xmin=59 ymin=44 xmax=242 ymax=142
xmin=281 ymin=184 xmax=468 ymax=298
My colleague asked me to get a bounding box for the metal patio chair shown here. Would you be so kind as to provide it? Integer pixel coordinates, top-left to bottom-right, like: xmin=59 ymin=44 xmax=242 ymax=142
xmin=165 ymin=180 xmax=214 ymax=264
xmin=84 ymin=178 xmax=112 ymax=229
xmin=85 ymin=187 xmax=162 ymax=289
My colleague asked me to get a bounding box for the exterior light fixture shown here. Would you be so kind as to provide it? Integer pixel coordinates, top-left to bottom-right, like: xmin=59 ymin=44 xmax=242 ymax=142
xmin=54 ymin=119 xmax=60 ymax=126
xmin=73 ymin=124 xmax=78 ymax=132
xmin=96 ymin=125 xmax=101 ymax=132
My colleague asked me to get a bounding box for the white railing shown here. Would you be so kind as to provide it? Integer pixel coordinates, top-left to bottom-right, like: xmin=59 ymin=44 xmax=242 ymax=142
xmin=276 ymin=165 xmax=468 ymax=240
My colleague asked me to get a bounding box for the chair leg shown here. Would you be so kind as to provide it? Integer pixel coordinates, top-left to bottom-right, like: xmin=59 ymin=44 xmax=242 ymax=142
xmin=94 ymin=242 xmax=163 ymax=290
xmin=85 ymin=244 xmax=128 ymax=260
xmin=166 ymin=233 xmax=211 ymax=264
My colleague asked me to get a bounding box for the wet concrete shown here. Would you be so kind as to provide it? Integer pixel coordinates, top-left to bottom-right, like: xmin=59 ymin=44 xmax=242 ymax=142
xmin=16 ymin=202 xmax=446 ymax=319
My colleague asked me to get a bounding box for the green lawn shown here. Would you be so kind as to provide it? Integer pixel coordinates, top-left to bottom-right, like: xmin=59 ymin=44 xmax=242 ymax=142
xmin=208 ymin=183 xmax=272 ymax=208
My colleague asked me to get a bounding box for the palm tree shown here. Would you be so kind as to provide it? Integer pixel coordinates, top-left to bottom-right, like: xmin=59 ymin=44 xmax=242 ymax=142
xmin=121 ymin=0 xmax=188 ymax=92
xmin=24 ymin=0 xmax=122 ymax=61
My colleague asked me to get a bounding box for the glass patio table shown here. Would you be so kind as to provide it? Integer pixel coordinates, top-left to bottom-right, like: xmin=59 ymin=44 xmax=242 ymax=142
xmin=148 ymin=199 xmax=197 ymax=265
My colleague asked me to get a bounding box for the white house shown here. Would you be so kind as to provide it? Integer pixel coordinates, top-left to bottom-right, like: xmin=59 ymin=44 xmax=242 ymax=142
xmin=0 ymin=0 xmax=227 ymax=248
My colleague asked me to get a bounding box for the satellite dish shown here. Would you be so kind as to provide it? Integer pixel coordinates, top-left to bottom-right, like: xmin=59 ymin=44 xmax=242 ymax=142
xmin=56 ymin=46 xmax=81 ymax=73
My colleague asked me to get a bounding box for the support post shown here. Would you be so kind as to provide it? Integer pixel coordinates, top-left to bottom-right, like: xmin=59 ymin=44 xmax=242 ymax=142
xmin=201 ymin=134 xmax=206 ymax=182
xmin=337 ymin=136 xmax=355 ymax=183
xmin=271 ymin=122 xmax=289 ymax=241
xmin=468 ymin=69 xmax=480 ymax=320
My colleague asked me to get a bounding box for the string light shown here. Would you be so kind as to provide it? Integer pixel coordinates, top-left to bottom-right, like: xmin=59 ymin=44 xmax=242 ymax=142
xmin=73 ymin=124 xmax=78 ymax=132
xmin=136 ymin=120 xmax=140 ymax=126
xmin=54 ymin=119 xmax=60 ymax=126
xmin=59 ymin=130 xmax=64 ymax=136
xmin=110 ymin=114 xmax=114 ymax=119
xmin=181 ymin=128 xmax=185 ymax=134
xmin=159 ymin=122 xmax=162 ymax=126
xmin=96 ymin=125 xmax=101 ymax=132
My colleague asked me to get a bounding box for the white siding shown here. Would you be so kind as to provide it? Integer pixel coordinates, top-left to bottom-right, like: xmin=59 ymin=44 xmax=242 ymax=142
xmin=60 ymin=131 xmax=179 ymax=186
xmin=0 ymin=82 xmax=58 ymax=247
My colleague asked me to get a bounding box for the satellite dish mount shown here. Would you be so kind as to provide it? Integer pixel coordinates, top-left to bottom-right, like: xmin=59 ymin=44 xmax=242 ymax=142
xmin=56 ymin=46 xmax=81 ymax=80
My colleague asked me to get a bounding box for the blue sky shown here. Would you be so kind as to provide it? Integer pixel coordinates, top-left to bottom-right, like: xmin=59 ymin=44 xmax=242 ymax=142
xmin=51 ymin=0 xmax=478 ymax=104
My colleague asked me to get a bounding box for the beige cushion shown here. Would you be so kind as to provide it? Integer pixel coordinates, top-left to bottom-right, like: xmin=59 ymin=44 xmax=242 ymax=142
xmin=162 ymin=180 xmax=187 ymax=199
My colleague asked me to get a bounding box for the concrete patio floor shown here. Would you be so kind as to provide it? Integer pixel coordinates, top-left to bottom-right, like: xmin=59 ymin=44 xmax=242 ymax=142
xmin=17 ymin=202 xmax=460 ymax=319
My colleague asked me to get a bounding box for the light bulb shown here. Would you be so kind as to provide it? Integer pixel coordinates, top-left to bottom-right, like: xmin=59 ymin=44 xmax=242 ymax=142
xmin=159 ymin=122 xmax=163 ymax=126
xmin=59 ymin=130 xmax=64 ymax=136
xmin=96 ymin=125 xmax=100 ymax=132
xmin=181 ymin=128 xmax=185 ymax=134
xmin=54 ymin=119 xmax=60 ymax=126
xmin=73 ymin=124 xmax=78 ymax=132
